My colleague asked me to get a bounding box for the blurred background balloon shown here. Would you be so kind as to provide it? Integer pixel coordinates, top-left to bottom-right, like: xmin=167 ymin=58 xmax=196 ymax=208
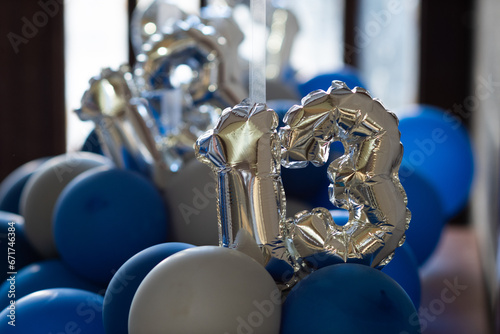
xmin=397 ymin=104 xmax=474 ymax=220
xmin=20 ymin=152 xmax=112 ymax=258
xmin=163 ymin=159 xmax=219 ymax=246
xmin=401 ymin=168 xmax=446 ymax=265
xmin=0 ymin=157 xmax=49 ymax=214
xmin=297 ymin=66 xmax=367 ymax=98
xmin=81 ymin=129 xmax=104 ymax=156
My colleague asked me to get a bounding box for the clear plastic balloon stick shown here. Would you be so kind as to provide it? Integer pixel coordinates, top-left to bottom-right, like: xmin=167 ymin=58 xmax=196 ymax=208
xmin=249 ymin=0 xmax=266 ymax=104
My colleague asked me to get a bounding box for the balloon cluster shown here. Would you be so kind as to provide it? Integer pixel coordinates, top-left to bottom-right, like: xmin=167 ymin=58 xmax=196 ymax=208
xmin=0 ymin=1 xmax=475 ymax=333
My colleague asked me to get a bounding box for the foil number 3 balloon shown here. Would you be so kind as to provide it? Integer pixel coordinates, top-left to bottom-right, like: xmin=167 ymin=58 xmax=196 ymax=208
xmin=195 ymin=81 xmax=411 ymax=284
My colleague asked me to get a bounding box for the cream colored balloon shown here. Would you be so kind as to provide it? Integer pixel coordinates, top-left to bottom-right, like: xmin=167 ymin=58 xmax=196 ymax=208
xmin=20 ymin=152 xmax=112 ymax=258
xmin=164 ymin=159 xmax=314 ymax=247
xmin=163 ymin=159 xmax=219 ymax=246
xmin=129 ymin=246 xmax=282 ymax=334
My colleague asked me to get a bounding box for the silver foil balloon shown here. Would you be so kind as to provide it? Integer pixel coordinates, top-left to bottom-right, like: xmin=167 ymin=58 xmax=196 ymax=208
xmin=280 ymin=81 xmax=411 ymax=269
xmin=200 ymin=3 xmax=247 ymax=96
xmin=195 ymin=100 xmax=288 ymax=267
xmin=135 ymin=15 xmax=247 ymax=169
xmin=76 ymin=66 xmax=173 ymax=189
xmin=196 ymin=81 xmax=410 ymax=288
xmin=130 ymin=0 xmax=187 ymax=56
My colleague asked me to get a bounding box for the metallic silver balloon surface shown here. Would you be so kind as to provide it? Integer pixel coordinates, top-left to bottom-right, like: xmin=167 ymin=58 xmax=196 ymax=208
xmin=130 ymin=0 xmax=187 ymax=56
xmin=280 ymin=81 xmax=411 ymax=269
xmin=196 ymin=81 xmax=410 ymax=287
xmin=135 ymin=15 xmax=247 ymax=169
xmin=195 ymin=100 xmax=288 ymax=267
xmin=76 ymin=66 xmax=171 ymax=188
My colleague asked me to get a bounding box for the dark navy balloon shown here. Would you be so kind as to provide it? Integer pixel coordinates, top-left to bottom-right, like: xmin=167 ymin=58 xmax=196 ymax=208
xmin=398 ymin=105 xmax=474 ymax=219
xmin=0 ymin=211 xmax=40 ymax=281
xmin=281 ymin=263 xmax=420 ymax=334
xmin=103 ymin=242 xmax=194 ymax=334
xmin=382 ymin=243 xmax=421 ymax=309
xmin=0 ymin=288 xmax=105 ymax=333
xmin=401 ymin=169 xmax=445 ymax=265
xmin=281 ymin=141 xmax=344 ymax=206
xmin=53 ymin=168 xmax=168 ymax=285
xmin=82 ymin=128 xmax=104 ymax=155
xmin=0 ymin=259 xmax=102 ymax=309
xmin=0 ymin=158 xmax=49 ymax=214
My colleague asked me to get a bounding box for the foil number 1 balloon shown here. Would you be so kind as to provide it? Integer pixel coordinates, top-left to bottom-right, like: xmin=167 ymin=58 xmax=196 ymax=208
xmin=196 ymin=81 xmax=411 ymax=285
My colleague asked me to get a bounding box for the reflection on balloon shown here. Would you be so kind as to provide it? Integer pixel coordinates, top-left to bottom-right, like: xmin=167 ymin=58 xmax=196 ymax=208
xmin=0 ymin=288 xmax=106 ymax=333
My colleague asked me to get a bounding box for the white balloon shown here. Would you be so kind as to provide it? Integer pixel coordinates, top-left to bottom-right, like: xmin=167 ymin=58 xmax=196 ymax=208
xmin=20 ymin=152 xmax=112 ymax=258
xmin=129 ymin=246 xmax=282 ymax=334
xmin=163 ymin=160 xmax=314 ymax=247
xmin=164 ymin=159 xmax=219 ymax=246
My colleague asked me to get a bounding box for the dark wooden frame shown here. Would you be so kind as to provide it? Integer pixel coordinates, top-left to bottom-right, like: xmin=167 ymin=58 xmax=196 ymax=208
xmin=0 ymin=1 xmax=66 ymax=180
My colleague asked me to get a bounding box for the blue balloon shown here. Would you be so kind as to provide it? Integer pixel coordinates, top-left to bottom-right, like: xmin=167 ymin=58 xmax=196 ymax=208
xmin=281 ymin=263 xmax=420 ymax=334
xmin=82 ymin=129 xmax=104 ymax=155
xmin=0 ymin=259 xmax=103 ymax=309
xmin=265 ymin=257 xmax=294 ymax=284
xmin=398 ymin=105 xmax=474 ymax=219
xmin=103 ymin=242 xmax=194 ymax=334
xmin=0 ymin=288 xmax=105 ymax=333
xmin=0 ymin=158 xmax=49 ymax=214
xmin=298 ymin=66 xmax=367 ymax=98
xmin=267 ymin=99 xmax=299 ymax=128
xmin=267 ymin=99 xmax=344 ymax=208
xmin=330 ymin=209 xmax=349 ymax=226
xmin=53 ymin=168 xmax=169 ymax=285
xmin=382 ymin=243 xmax=421 ymax=309
xmin=401 ymin=169 xmax=446 ymax=265
xmin=281 ymin=141 xmax=344 ymax=206
xmin=0 ymin=211 xmax=40 ymax=281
